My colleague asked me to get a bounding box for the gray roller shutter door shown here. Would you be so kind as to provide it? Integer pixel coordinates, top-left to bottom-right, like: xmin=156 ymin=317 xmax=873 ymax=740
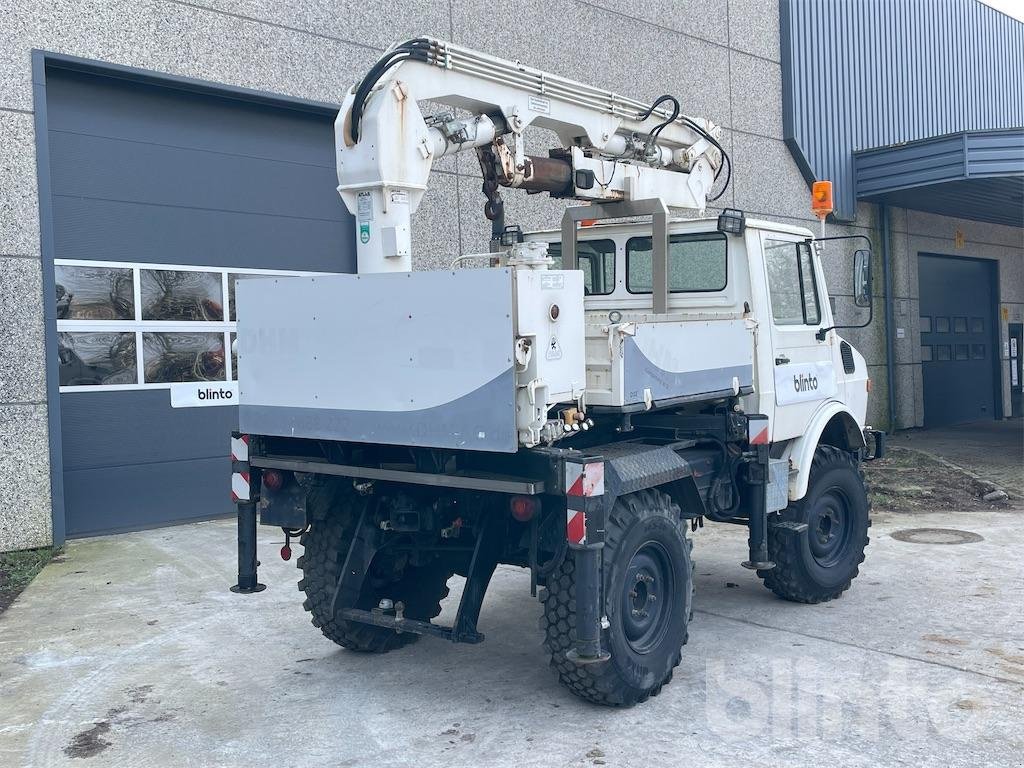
xmin=45 ymin=65 xmax=353 ymax=537
xmin=918 ymin=253 xmax=998 ymax=428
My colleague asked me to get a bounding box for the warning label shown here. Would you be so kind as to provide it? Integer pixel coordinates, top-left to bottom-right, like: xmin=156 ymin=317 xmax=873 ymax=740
xmin=357 ymin=191 xmax=373 ymax=222
xmin=528 ymin=95 xmax=551 ymax=115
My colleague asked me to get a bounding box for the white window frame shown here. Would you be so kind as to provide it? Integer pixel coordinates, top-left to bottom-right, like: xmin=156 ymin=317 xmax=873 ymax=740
xmin=55 ymin=259 xmax=320 ymax=393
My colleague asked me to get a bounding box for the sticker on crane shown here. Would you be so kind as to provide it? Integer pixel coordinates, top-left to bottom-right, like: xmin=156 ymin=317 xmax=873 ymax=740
xmin=566 ymin=508 xmax=586 ymax=545
xmin=565 ymin=462 xmax=604 ymax=497
xmin=528 ymin=95 xmax=551 ymax=115
xmin=230 ymin=434 xmax=249 ymax=462
xmin=356 ymin=191 xmax=373 ymax=221
xmin=231 ymin=471 xmax=250 ymax=502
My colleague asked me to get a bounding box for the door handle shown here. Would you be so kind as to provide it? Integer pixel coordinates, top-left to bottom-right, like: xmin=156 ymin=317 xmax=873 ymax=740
xmin=775 ymin=355 xmax=790 ymax=365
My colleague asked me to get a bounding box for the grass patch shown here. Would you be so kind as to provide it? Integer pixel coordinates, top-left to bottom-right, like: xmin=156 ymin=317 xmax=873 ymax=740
xmin=0 ymin=546 xmax=60 ymax=615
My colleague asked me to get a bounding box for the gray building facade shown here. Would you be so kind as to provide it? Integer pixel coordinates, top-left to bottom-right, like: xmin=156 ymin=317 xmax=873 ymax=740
xmin=1 ymin=0 xmax=1021 ymax=552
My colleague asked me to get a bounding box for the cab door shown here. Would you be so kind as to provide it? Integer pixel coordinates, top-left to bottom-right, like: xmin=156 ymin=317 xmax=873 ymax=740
xmin=761 ymin=234 xmax=836 ymax=440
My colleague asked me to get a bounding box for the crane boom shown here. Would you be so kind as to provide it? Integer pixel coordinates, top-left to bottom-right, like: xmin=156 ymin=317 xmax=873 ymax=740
xmin=335 ymin=38 xmax=729 ymax=273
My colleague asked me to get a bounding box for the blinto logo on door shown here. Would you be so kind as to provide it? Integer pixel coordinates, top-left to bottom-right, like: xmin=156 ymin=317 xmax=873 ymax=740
xmin=775 ymin=362 xmax=835 ymax=406
xmin=793 ymin=372 xmax=819 ymax=393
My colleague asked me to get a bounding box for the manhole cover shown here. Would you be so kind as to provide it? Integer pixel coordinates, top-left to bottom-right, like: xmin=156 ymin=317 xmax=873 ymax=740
xmin=891 ymin=528 xmax=984 ymax=545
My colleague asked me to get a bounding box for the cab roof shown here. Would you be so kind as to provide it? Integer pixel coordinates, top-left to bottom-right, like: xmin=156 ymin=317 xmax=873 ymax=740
xmin=526 ymin=216 xmax=815 ymax=240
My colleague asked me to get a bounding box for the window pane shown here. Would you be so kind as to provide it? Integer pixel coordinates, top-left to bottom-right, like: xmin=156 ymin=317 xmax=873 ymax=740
xmin=548 ymin=239 xmax=616 ymax=295
xmin=55 ymin=265 xmax=134 ymax=320
xmin=141 ymin=269 xmax=224 ymax=321
xmin=920 ymin=345 xmax=932 ymax=361
xmin=765 ymin=239 xmax=811 ymax=325
xmin=935 ymin=344 xmax=951 ymax=361
xmin=920 ymin=316 xmax=932 ymax=333
xmin=797 ymin=242 xmax=821 ymax=325
xmin=58 ymin=332 xmax=137 ymax=386
xmin=626 ymin=233 xmax=727 ymax=293
xmin=954 ymin=316 xmax=967 ymax=333
xmin=935 ymin=316 xmax=950 ymax=333
xmin=143 ymin=332 xmax=225 ymax=383
xmin=971 ymin=344 xmax=985 ymax=359
xmin=971 ymin=317 xmax=984 ymax=333
xmin=954 ymin=344 xmax=969 ymax=360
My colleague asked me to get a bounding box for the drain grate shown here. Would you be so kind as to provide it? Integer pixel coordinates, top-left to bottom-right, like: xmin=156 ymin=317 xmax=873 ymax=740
xmin=891 ymin=528 xmax=984 ymax=545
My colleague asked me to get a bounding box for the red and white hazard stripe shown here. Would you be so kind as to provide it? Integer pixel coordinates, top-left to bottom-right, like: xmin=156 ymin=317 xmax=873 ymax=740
xmin=231 ymin=471 xmax=251 ymax=502
xmin=566 ymin=508 xmax=586 ymax=545
xmin=748 ymin=421 xmax=769 ymax=446
xmin=565 ymin=461 xmax=605 ymax=497
xmin=231 ymin=434 xmax=249 ymax=462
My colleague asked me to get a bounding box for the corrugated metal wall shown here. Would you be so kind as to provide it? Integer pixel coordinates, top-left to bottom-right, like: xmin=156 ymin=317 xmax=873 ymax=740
xmin=780 ymin=0 xmax=1024 ymax=220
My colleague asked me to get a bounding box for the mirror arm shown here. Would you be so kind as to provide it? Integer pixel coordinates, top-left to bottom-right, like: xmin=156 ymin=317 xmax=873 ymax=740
xmin=810 ymin=234 xmax=875 ymax=342
xmin=813 ymin=234 xmax=874 ymax=248
xmin=818 ymin=299 xmax=874 ymax=340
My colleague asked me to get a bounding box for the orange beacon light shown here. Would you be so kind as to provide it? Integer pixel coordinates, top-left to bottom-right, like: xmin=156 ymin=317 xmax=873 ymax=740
xmin=811 ymin=180 xmax=833 ymax=236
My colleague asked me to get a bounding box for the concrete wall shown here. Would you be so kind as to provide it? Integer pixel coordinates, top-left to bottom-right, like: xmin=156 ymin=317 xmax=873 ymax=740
xmin=1 ymin=0 xmax=1020 ymax=550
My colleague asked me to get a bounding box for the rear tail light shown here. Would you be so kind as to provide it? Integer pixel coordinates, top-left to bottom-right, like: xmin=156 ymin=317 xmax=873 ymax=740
xmin=262 ymin=469 xmax=286 ymax=491
xmin=866 ymin=378 xmax=873 ymax=394
xmin=509 ymin=495 xmax=540 ymax=522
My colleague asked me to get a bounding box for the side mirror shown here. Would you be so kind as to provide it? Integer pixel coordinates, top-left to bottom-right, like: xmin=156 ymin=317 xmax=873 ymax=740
xmin=853 ymin=249 xmax=872 ymax=308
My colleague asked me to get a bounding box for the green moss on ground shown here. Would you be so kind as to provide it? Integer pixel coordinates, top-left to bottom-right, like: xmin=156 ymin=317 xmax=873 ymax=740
xmin=0 ymin=547 xmax=60 ymax=614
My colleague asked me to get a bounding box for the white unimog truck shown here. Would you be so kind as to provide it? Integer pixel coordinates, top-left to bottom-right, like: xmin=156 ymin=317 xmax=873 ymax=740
xmin=229 ymin=38 xmax=885 ymax=706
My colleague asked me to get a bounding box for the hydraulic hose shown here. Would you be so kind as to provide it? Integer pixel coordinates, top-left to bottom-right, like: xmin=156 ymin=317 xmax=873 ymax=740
xmin=349 ymin=38 xmax=435 ymax=143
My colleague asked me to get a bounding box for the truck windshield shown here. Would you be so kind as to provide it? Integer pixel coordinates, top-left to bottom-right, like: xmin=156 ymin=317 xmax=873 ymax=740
xmin=547 ymin=239 xmax=616 ymax=295
xmin=626 ymin=232 xmax=727 ymax=293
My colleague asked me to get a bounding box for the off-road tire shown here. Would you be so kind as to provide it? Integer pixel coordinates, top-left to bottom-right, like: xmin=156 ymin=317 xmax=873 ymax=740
xmin=297 ymin=481 xmax=451 ymax=652
xmin=759 ymin=445 xmax=871 ymax=603
xmin=541 ymin=489 xmax=694 ymax=706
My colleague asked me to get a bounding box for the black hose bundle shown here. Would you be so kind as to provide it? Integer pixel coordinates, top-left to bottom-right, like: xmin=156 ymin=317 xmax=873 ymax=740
xmin=637 ymin=94 xmax=733 ymax=202
xmin=348 ymin=38 xmax=436 ymax=144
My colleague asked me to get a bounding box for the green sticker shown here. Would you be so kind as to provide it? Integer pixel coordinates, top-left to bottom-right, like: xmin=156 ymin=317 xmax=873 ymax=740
xmin=359 ymin=222 xmax=370 ymax=244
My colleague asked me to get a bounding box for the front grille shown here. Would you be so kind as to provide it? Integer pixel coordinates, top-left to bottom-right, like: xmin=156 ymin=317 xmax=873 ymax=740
xmin=840 ymin=341 xmax=855 ymax=374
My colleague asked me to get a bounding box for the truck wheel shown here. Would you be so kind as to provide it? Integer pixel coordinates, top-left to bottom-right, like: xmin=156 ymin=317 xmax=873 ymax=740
xmin=759 ymin=445 xmax=870 ymax=603
xmin=541 ymin=489 xmax=693 ymax=706
xmin=297 ymin=483 xmax=451 ymax=652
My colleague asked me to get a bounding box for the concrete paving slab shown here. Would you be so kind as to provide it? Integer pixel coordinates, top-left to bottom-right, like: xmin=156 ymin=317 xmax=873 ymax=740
xmin=1 ymin=510 xmax=1022 ymax=767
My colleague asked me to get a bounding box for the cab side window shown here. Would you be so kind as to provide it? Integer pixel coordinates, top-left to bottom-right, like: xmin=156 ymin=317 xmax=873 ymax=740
xmin=548 ymin=239 xmax=616 ymax=295
xmin=765 ymin=239 xmax=821 ymax=326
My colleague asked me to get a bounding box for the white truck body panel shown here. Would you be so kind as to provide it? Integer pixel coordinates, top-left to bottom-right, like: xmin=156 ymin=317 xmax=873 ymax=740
xmin=236 ymin=268 xmax=584 ymax=453
xmin=584 ymin=315 xmax=754 ymax=407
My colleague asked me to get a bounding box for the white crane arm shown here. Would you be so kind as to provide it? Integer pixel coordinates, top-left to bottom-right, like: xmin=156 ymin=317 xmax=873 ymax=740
xmin=336 ymin=38 xmax=728 ymax=273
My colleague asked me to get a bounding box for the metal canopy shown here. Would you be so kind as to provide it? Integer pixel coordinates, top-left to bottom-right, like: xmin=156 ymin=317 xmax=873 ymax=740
xmin=854 ymin=129 xmax=1024 ymax=228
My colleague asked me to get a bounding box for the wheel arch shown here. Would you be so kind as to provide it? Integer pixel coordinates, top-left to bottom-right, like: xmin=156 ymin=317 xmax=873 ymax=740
xmin=784 ymin=402 xmax=866 ymax=501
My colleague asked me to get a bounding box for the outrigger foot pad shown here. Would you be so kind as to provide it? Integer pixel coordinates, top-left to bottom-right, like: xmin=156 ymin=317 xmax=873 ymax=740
xmin=230 ymin=582 xmax=267 ymax=593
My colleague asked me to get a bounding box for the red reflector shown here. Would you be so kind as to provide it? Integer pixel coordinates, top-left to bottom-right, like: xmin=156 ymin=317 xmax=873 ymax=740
xmin=510 ymin=495 xmax=539 ymax=522
xmin=262 ymin=469 xmax=285 ymax=491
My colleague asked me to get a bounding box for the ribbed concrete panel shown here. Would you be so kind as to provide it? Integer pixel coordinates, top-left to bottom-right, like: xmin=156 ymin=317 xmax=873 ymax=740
xmin=781 ymin=0 xmax=1024 ymax=220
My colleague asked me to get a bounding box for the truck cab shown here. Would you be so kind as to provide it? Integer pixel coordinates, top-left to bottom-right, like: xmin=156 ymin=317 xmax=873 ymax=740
xmin=530 ymin=216 xmax=870 ymax=460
